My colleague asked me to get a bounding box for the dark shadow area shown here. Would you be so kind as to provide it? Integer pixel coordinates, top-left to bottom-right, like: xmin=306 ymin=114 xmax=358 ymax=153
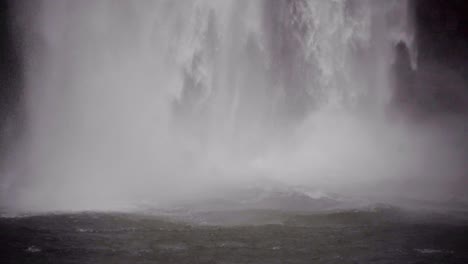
xmin=392 ymin=0 xmax=468 ymax=115
xmin=0 ymin=0 xmax=22 ymax=164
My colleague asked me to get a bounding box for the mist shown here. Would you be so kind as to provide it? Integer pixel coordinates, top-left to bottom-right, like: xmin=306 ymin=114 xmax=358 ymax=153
xmin=1 ymin=0 xmax=466 ymax=213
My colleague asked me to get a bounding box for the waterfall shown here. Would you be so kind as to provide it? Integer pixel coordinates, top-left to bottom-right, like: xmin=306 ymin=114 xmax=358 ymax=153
xmin=5 ymin=0 xmax=436 ymax=212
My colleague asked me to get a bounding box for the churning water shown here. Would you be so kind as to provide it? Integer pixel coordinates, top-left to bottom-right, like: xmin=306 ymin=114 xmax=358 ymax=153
xmin=2 ymin=0 xmax=465 ymax=212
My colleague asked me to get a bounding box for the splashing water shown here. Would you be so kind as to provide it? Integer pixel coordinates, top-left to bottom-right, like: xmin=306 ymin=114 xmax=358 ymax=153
xmin=4 ymin=0 xmax=464 ymax=212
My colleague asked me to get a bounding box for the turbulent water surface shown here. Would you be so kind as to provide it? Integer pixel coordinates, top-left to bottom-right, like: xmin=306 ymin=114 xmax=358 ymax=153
xmin=1 ymin=209 xmax=468 ymax=264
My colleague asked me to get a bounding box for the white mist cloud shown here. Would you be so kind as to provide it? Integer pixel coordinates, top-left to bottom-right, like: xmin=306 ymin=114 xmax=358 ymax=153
xmin=2 ymin=0 xmax=465 ymax=213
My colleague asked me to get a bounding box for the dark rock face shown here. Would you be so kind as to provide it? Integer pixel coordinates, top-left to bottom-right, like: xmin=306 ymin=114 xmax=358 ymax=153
xmin=0 ymin=0 xmax=23 ymax=163
xmin=415 ymin=0 xmax=468 ymax=75
xmin=0 ymin=1 xmax=21 ymax=122
xmin=391 ymin=0 xmax=468 ymax=116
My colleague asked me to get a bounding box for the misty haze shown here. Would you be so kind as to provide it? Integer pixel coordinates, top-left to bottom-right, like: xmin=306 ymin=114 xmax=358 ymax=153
xmin=0 ymin=0 xmax=467 ymax=263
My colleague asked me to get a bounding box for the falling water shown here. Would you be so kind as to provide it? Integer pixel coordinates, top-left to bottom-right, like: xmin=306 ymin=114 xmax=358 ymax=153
xmin=8 ymin=0 xmax=463 ymax=213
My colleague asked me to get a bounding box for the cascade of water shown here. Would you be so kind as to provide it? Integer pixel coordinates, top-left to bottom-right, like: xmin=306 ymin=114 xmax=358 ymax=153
xmin=4 ymin=0 xmax=422 ymax=211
